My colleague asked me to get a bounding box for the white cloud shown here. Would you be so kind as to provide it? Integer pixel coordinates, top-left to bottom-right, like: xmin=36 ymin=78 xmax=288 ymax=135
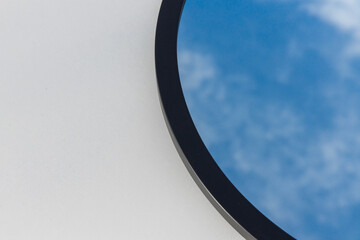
xmin=305 ymin=0 xmax=360 ymax=37
xmin=303 ymin=0 xmax=360 ymax=76
xmin=178 ymin=50 xmax=216 ymax=90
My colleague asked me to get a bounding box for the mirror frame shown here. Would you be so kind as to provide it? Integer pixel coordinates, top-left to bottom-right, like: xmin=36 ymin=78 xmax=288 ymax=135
xmin=155 ymin=1 xmax=295 ymax=239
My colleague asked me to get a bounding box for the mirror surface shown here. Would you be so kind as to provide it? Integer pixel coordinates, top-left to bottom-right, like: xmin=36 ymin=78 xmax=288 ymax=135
xmin=178 ymin=0 xmax=360 ymax=239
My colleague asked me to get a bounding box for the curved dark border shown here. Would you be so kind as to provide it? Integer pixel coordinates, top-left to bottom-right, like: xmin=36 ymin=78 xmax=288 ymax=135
xmin=155 ymin=0 xmax=295 ymax=239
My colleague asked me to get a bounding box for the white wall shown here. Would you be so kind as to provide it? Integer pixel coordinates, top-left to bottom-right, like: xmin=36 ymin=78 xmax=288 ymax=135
xmin=0 ymin=0 xmax=244 ymax=239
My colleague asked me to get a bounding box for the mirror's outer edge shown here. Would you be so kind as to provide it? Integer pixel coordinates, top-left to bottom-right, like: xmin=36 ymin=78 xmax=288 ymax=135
xmin=155 ymin=0 xmax=295 ymax=239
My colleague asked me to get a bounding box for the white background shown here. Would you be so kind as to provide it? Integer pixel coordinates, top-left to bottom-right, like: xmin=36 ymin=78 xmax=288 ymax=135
xmin=0 ymin=0 xmax=244 ymax=239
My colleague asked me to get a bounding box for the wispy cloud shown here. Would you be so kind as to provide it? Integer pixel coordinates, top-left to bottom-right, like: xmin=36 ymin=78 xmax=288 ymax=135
xmin=305 ymin=0 xmax=360 ymax=38
xmin=178 ymin=50 xmax=216 ymax=90
xmin=303 ymin=0 xmax=360 ymax=76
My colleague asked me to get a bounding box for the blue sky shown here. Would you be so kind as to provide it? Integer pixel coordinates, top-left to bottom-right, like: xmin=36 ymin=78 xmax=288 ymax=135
xmin=178 ymin=0 xmax=360 ymax=239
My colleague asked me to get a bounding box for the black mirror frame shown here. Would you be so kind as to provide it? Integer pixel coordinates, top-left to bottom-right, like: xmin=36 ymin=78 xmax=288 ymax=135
xmin=155 ymin=0 xmax=295 ymax=239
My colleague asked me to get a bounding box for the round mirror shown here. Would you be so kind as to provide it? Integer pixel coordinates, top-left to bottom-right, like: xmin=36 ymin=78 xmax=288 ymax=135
xmin=156 ymin=0 xmax=360 ymax=239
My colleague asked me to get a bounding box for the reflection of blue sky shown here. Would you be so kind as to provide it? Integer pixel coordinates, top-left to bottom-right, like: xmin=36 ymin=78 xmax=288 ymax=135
xmin=178 ymin=0 xmax=360 ymax=239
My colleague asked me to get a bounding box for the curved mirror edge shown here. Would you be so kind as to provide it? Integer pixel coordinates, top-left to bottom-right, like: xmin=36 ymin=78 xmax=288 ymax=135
xmin=155 ymin=0 xmax=294 ymax=239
